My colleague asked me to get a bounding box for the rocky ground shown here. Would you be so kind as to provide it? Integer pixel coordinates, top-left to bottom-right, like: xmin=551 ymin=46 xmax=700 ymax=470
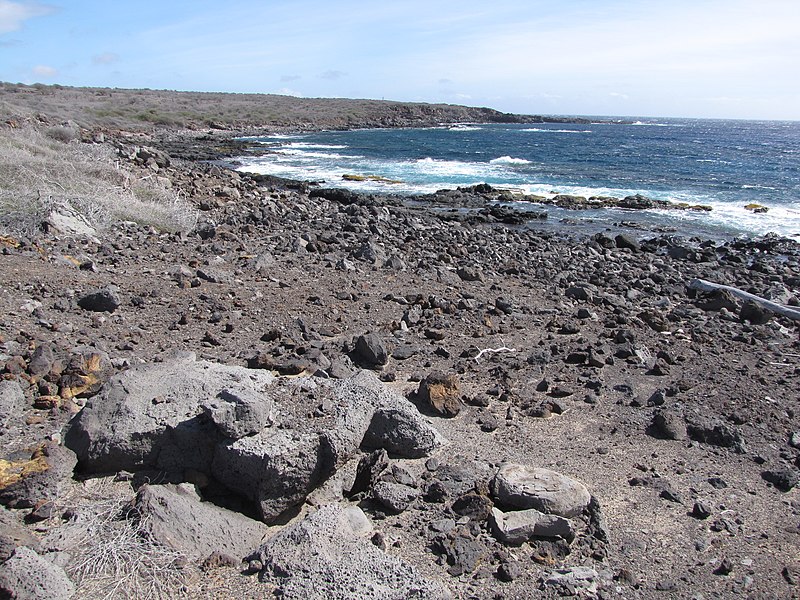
xmin=1 ymin=129 xmax=800 ymax=599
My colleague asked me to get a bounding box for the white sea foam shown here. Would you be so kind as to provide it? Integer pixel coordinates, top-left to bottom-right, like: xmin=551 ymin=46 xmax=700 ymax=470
xmin=521 ymin=128 xmax=592 ymax=134
xmin=285 ymin=142 xmax=349 ymax=150
xmin=262 ymin=133 xmax=304 ymax=139
xmin=276 ymin=149 xmax=355 ymax=160
xmin=490 ymin=156 xmax=531 ymax=165
xmin=449 ymin=125 xmax=482 ymax=131
xmin=741 ymin=184 xmax=777 ymax=190
xmin=631 ymin=121 xmax=673 ymax=127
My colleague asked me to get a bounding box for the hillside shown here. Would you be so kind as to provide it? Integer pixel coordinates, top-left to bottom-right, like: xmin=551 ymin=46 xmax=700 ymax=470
xmin=0 ymin=82 xmax=584 ymax=133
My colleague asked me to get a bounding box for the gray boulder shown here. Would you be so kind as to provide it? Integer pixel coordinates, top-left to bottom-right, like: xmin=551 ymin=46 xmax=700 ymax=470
xmin=542 ymin=566 xmax=607 ymax=596
xmin=256 ymin=504 xmax=451 ymax=599
xmin=202 ymin=387 xmax=276 ymax=439
xmin=492 ymin=464 xmax=591 ymax=518
xmin=135 ymin=484 xmax=268 ymax=562
xmin=362 ymin=407 xmax=445 ymax=458
xmin=212 ymin=429 xmax=329 ymax=523
xmin=64 ymin=352 xmax=276 ymax=473
xmin=489 ymin=507 xmax=574 ymax=545
xmin=372 ymin=481 xmax=419 ymax=513
xmin=0 ymin=546 xmax=75 ymax=600
xmin=353 ymin=333 xmax=389 ymax=368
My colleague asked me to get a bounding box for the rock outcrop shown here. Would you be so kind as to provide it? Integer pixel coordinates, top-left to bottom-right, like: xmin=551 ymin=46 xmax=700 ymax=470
xmin=65 ymin=354 xmax=444 ymax=522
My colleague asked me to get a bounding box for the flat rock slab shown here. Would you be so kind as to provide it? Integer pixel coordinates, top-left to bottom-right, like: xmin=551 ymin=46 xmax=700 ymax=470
xmin=256 ymin=504 xmax=451 ymax=599
xmin=489 ymin=507 xmax=574 ymax=546
xmin=135 ymin=483 xmax=268 ymax=562
xmin=491 ymin=464 xmax=591 ymax=518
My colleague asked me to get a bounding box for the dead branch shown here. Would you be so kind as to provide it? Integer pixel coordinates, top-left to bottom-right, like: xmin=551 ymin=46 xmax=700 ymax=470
xmin=689 ymin=278 xmax=800 ymax=322
xmin=474 ymin=346 xmax=517 ymax=361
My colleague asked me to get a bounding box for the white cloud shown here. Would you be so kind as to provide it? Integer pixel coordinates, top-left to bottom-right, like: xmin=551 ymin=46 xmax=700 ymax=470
xmin=92 ymin=52 xmax=119 ymax=65
xmin=32 ymin=64 xmax=56 ymax=77
xmin=276 ymin=87 xmax=302 ymax=97
xmin=0 ymin=0 xmax=54 ymax=34
xmin=320 ymin=70 xmax=347 ymax=80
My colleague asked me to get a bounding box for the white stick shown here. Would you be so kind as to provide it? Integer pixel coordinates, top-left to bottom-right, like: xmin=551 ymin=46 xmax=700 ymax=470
xmin=688 ymin=278 xmax=800 ymax=322
xmin=474 ymin=346 xmax=517 ymax=361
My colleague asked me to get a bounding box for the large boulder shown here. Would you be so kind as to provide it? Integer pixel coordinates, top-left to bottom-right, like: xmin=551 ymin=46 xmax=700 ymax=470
xmin=65 ymin=355 xmax=444 ymax=523
xmin=135 ymin=484 xmax=268 ymax=562
xmin=255 ymin=504 xmax=451 ymax=599
xmin=491 ymin=464 xmax=591 ymax=518
xmin=64 ymin=352 xmax=273 ymax=474
xmin=212 ymin=430 xmax=329 ymax=523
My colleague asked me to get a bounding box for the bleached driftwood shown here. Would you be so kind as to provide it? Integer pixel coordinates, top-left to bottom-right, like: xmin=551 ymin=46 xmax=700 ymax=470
xmin=688 ymin=278 xmax=800 ymax=322
xmin=473 ymin=346 xmax=517 ymax=361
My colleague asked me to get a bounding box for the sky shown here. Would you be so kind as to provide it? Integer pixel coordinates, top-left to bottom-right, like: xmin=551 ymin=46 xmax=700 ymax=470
xmin=1 ymin=0 xmax=799 ymax=120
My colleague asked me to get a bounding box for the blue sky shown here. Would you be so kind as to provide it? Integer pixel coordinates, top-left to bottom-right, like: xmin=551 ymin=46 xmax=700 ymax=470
xmin=1 ymin=0 xmax=799 ymax=119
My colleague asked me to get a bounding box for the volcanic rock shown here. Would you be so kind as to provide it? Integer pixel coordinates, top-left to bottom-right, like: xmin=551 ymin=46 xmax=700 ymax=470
xmin=77 ymin=285 xmax=121 ymax=312
xmin=353 ymin=333 xmax=389 ymax=368
xmin=0 ymin=546 xmax=74 ymax=600
xmin=491 ymin=464 xmax=591 ymax=518
xmin=417 ymin=371 xmax=462 ymax=417
xmin=489 ymin=507 xmax=574 ymax=545
xmin=135 ymin=483 xmax=268 ymax=561
xmin=255 ymin=504 xmax=451 ymax=599
xmin=0 ymin=442 xmax=77 ymax=509
xmin=64 ymin=355 xmax=443 ymax=522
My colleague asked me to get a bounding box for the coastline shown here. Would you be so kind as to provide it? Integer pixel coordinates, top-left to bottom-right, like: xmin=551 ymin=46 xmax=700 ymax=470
xmin=1 ymin=95 xmax=799 ymax=598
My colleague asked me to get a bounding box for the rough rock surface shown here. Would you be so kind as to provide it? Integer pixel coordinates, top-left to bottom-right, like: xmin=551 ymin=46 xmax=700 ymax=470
xmin=255 ymin=504 xmax=451 ymax=599
xmin=492 ymin=464 xmax=591 ymax=518
xmin=0 ymin=381 xmax=25 ymax=428
xmin=0 ymin=546 xmax=75 ymax=600
xmin=0 ymin=443 xmax=77 ymax=509
xmin=417 ymin=372 xmax=462 ymax=417
xmin=65 ymin=356 xmax=443 ymax=522
xmin=135 ymin=483 xmax=269 ymax=561
xmin=489 ymin=506 xmax=574 ymax=545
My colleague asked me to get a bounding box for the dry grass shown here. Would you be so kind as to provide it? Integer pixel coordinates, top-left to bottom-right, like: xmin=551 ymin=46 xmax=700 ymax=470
xmin=0 ymin=126 xmax=197 ymax=236
xmin=53 ymin=477 xmax=189 ymax=600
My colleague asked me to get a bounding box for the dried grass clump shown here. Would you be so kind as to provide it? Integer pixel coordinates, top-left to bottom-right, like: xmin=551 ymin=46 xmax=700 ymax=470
xmin=0 ymin=126 xmax=196 ymax=237
xmin=55 ymin=478 xmax=189 ymax=600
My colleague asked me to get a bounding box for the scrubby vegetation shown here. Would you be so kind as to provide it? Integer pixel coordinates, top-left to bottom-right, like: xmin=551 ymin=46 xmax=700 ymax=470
xmin=0 ymin=82 xmax=550 ymax=133
xmin=0 ymin=125 xmax=196 ymax=236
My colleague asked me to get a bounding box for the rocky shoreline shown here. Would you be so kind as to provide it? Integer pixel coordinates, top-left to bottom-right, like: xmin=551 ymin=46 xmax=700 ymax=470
xmin=1 ymin=127 xmax=800 ymax=599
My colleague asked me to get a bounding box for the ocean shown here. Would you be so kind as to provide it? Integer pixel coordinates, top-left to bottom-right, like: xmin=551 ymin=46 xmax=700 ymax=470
xmin=235 ymin=118 xmax=800 ymax=240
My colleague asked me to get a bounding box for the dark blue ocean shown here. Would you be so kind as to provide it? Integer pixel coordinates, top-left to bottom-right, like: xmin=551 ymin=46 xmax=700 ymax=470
xmin=236 ymin=118 xmax=800 ymax=239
